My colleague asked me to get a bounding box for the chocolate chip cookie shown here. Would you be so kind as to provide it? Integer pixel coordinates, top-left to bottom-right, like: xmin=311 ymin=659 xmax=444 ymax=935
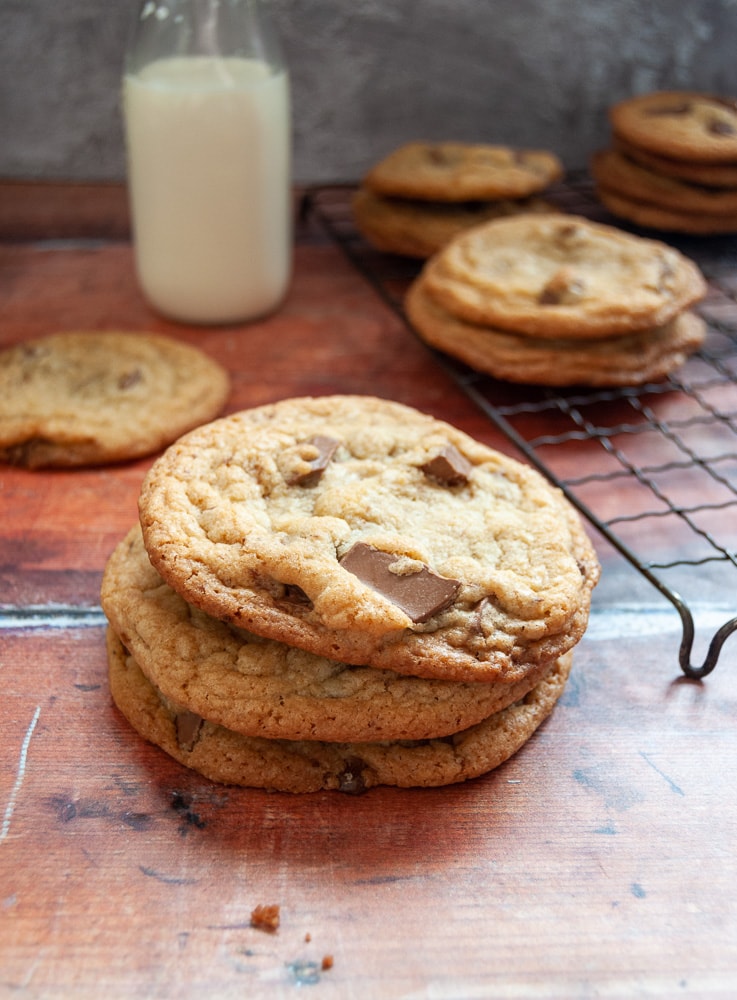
xmin=421 ymin=214 xmax=706 ymax=338
xmin=107 ymin=627 xmax=574 ymax=793
xmin=0 ymin=331 xmax=230 ymax=467
xmin=352 ymin=185 xmax=554 ymax=259
xmin=592 ymin=149 xmax=737 ymax=215
xmin=138 ymin=395 xmax=599 ymax=684
xmin=102 ymin=525 xmax=558 ymax=742
xmin=610 ymin=91 xmax=737 ymax=164
xmin=363 ymin=142 xmax=563 ymax=202
xmin=597 ymin=186 xmax=737 ymax=235
xmin=613 ymin=136 xmax=737 ymax=189
xmin=405 ymin=277 xmax=706 ymax=387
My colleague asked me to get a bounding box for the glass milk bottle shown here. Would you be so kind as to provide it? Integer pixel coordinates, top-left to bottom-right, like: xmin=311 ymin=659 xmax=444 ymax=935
xmin=122 ymin=0 xmax=291 ymax=325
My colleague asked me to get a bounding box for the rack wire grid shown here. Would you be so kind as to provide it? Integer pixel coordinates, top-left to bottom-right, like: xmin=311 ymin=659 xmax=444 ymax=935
xmin=302 ymin=175 xmax=737 ymax=678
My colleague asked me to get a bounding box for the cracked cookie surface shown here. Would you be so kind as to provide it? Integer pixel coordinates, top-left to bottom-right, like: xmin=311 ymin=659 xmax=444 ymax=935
xmin=138 ymin=395 xmax=599 ymax=683
xmin=421 ymin=214 xmax=706 ymax=338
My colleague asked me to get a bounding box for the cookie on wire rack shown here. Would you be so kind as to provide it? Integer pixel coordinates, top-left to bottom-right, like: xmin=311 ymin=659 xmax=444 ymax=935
xmin=352 ymin=140 xmax=563 ymax=258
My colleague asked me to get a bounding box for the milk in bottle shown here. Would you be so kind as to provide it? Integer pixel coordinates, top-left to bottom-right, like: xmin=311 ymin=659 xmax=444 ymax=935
xmin=123 ymin=1 xmax=291 ymax=325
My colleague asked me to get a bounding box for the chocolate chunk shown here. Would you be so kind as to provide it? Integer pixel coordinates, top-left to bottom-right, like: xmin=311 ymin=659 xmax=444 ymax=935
xmin=337 ymin=757 xmax=368 ymax=795
xmin=175 ymin=710 xmax=203 ymax=752
xmin=339 ymin=542 xmax=460 ymax=623
xmin=539 ymin=267 xmax=586 ymax=305
xmin=421 ymin=444 xmax=472 ymax=486
xmin=118 ymin=368 xmax=143 ymax=390
xmin=286 ymin=435 xmax=339 ymax=486
xmin=427 ymin=145 xmax=454 ymax=165
xmin=708 ymin=117 xmax=737 ymax=137
xmin=282 ymin=583 xmax=312 ymax=606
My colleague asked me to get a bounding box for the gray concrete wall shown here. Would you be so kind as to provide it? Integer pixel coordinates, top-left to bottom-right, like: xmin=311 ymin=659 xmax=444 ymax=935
xmin=2 ymin=0 xmax=737 ymax=184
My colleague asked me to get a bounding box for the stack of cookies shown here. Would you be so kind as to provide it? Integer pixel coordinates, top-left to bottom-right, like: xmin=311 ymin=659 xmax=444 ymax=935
xmin=405 ymin=213 xmax=708 ymax=387
xmin=352 ymin=140 xmax=563 ymax=258
xmin=592 ymin=90 xmax=737 ymax=234
xmin=102 ymin=395 xmax=601 ymax=793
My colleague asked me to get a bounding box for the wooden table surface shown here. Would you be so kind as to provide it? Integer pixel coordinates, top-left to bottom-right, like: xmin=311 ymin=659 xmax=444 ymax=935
xmin=1 ymin=182 xmax=736 ymax=999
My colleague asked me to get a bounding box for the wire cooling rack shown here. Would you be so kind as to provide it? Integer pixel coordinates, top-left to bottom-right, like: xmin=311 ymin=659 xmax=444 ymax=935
xmin=302 ymin=177 xmax=737 ymax=678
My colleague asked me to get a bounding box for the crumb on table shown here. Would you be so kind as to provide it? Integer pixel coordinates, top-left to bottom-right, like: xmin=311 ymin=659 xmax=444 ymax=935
xmin=250 ymin=903 xmax=280 ymax=932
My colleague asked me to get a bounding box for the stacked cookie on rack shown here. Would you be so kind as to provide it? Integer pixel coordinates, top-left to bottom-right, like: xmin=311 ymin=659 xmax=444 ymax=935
xmin=102 ymin=395 xmax=601 ymax=793
xmin=592 ymin=90 xmax=737 ymax=234
xmin=352 ymin=140 xmax=563 ymax=258
xmin=405 ymin=212 xmax=707 ymax=386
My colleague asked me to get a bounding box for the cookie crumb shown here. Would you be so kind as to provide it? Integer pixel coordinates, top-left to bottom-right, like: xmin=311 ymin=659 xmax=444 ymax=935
xmin=304 ymin=932 xmax=312 ymax=943
xmin=250 ymin=903 xmax=280 ymax=932
xmin=321 ymin=955 xmax=334 ymax=971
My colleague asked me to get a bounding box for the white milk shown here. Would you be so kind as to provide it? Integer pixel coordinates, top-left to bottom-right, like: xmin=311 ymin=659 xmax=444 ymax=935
xmin=124 ymin=56 xmax=291 ymax=324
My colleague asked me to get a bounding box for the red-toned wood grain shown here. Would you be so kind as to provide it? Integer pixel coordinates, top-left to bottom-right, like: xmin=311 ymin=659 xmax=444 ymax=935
xmin=1 ymin=624 xmax=735 ymax=998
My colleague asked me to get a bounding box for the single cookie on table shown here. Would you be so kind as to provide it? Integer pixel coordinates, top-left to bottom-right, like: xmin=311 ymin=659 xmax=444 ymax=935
xmin=421 ymin=213 xmax=706 ymax=339
xmin=596 ymin=186 xmax=737 ymax=236
xmin=591 ymin=148 xmax=737 ymax=216
xmin=138 ymin=395 xmax=600 ymax=684
xmin=613 ymin=136 xmax=737 ymax=189
xmin=352 ymin=186 xmax=554 ymax=259
xmin=0 ymin=331 xmax=230 ymax=468
xmin=101 ymin=525 xmax=560 ymax=743
xmin=609 ymin=91 xmax=737 ymax=164
xmin=405 ymin=277 xmax=706 ymax=387
xmin=363 ymin=141 xmax=563 ymax=202
xmin=107 ymin=627 xmax=574 ymax=793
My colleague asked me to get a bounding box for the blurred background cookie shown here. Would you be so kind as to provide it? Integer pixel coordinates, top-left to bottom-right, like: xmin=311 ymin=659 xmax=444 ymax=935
xmin=352 ymin=186 xmax=554 ymax=259
xmin=593 ymin=90 xmax=737 ymax=234
xmin=0 ymin=330 xmax=230 ymax=467
xmin=353 ymin=140 xmax=563 ymax=257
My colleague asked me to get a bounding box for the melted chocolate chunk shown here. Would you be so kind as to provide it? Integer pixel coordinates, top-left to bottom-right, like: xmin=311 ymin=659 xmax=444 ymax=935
xmin=118 ymin=368 xmax=143 ymax=390
xmin=175 ymin=710 xmax=203 ymax=752
xmin=339 ymin=542 xmax=460 ymax=623
xmin=287 ymin=435 xmax=339 ymax=486
xmin=708 ymin=117 xmax=737 ymax=137
xmin=421 ymin=444 xmax=472 ymax=486
xmin=539 ymin=267 xmax=586 ymax=305
xmin=338 ymin=757 xmax=368 ymax=795
xmin=282 ymin=583 xmax=313 ymax=607
xmin=427 ymin=145 xmax=454 ymax=166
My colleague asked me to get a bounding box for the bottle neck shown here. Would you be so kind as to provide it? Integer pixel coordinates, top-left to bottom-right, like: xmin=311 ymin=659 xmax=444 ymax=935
xmin=125 ymin=0 xmax=285 ymax=75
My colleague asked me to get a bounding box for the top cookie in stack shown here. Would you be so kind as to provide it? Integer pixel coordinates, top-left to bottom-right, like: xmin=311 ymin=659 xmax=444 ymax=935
xmin=592 ymin=90 xmax=737 ymax=234
xmin=137 ymin=395 xmax=597 ymax=681
xmin=352 ymin=141 xmax=563 ymax=258
xmin=405 ymin=213 xmax=707 ymax=386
